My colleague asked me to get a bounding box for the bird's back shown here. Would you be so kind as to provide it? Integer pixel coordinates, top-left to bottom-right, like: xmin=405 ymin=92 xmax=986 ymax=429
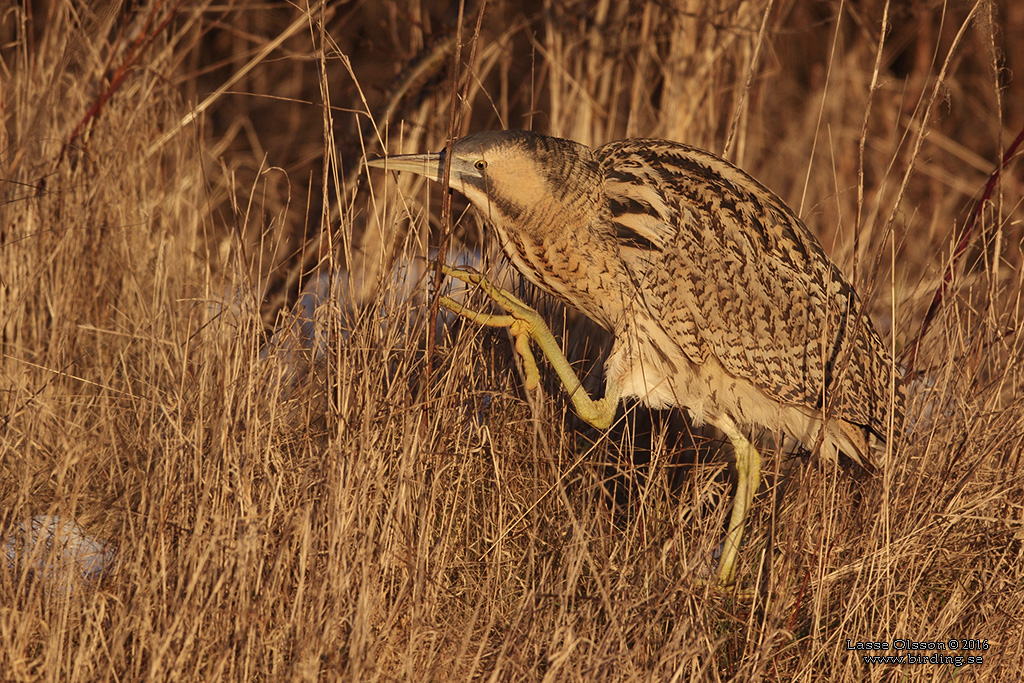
xmin=594 ymin=138 xmax=903 ymax=449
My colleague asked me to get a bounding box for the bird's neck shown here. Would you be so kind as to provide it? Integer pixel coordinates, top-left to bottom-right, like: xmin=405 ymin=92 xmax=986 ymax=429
xmin=491 ymin=202 xmax=629 ymax=331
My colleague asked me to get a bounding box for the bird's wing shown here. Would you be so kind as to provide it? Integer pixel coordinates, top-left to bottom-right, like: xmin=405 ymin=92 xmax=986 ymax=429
xmin=597 ymin=139 xmax=902 ymax=437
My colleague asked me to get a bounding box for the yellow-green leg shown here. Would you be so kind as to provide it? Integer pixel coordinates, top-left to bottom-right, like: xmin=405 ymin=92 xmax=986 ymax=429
xmin=437 ymin=265 xmax=621 ymax=430
xmin=715 ymin=425 xmax=763 ymax=586
xmin=439 ymin=265 xmax=760 ymax=589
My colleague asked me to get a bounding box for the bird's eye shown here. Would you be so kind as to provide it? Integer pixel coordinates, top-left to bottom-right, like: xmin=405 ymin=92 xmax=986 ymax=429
xmin=474 ymin=159 xmax=487 ymax=171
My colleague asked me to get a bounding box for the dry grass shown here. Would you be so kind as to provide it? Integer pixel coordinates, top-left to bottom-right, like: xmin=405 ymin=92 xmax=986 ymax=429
xmin=2 ymin=0 xmax=1023 ymax=680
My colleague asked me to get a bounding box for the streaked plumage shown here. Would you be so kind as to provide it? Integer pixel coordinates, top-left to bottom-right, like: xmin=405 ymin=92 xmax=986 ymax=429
xmin=369 ymin=130 xmax=904 ymax=584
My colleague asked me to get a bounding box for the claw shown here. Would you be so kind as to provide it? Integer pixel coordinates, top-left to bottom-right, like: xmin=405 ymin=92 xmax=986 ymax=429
xmin=438 ymin=296 xmax=518 ymax=329
xmin=441 ymin=265 xmax=535 ymax=317
xmin=437 ymin=271 xmax=541 ymax=390
xmin=436 ymin=261 xmax=620 ymax=431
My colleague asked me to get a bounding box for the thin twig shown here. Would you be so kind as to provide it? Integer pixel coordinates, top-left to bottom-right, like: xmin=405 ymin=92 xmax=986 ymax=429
xmin=57 ymin=0 xmax=186 ymax=171
xmin=423 ymin=1 xmax=488 ymax=434
xmin=902 ymin=124 xmax=1024 ymax=374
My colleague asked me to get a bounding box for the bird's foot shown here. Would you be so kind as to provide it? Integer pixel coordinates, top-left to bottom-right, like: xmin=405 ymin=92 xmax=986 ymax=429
xmin=437 ymin=265 xmax=621 ymax=430
xmin=438 ymin=266 xmax=544 ymax=390
xmin=439 ymin=266 xmax=538 ymax=320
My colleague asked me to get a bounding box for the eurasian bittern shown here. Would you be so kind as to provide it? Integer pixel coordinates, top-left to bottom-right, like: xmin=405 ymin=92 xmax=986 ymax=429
xmin=368 ymin=130 xmax=903 ymax=586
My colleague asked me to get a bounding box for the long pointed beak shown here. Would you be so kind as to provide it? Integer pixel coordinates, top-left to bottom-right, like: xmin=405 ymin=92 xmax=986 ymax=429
xmin=366 ymin=152 xmax=445 ymax=183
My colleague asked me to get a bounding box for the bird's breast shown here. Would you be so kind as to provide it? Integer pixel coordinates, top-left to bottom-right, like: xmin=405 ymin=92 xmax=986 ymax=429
xmin=486 ymin=212 xmax=626 ymax=330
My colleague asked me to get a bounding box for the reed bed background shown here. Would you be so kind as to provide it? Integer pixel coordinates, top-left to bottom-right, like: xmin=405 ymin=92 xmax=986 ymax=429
xmin=2 ymin=0 xmax=1022 ymax=680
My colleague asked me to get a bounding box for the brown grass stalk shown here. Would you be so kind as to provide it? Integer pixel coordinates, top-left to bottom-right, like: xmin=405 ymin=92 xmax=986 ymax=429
xmin=1 ymin=0 xmax=1022 ymax=680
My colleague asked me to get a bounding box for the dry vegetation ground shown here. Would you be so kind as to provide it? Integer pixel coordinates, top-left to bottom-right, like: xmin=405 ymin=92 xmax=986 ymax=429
xmin=2 ymin=0 xmax=1023 ymax=680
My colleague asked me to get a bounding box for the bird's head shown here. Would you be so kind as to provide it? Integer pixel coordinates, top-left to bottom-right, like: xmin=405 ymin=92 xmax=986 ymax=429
xmin=368 ymin=130 xmax=599 ymax=228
